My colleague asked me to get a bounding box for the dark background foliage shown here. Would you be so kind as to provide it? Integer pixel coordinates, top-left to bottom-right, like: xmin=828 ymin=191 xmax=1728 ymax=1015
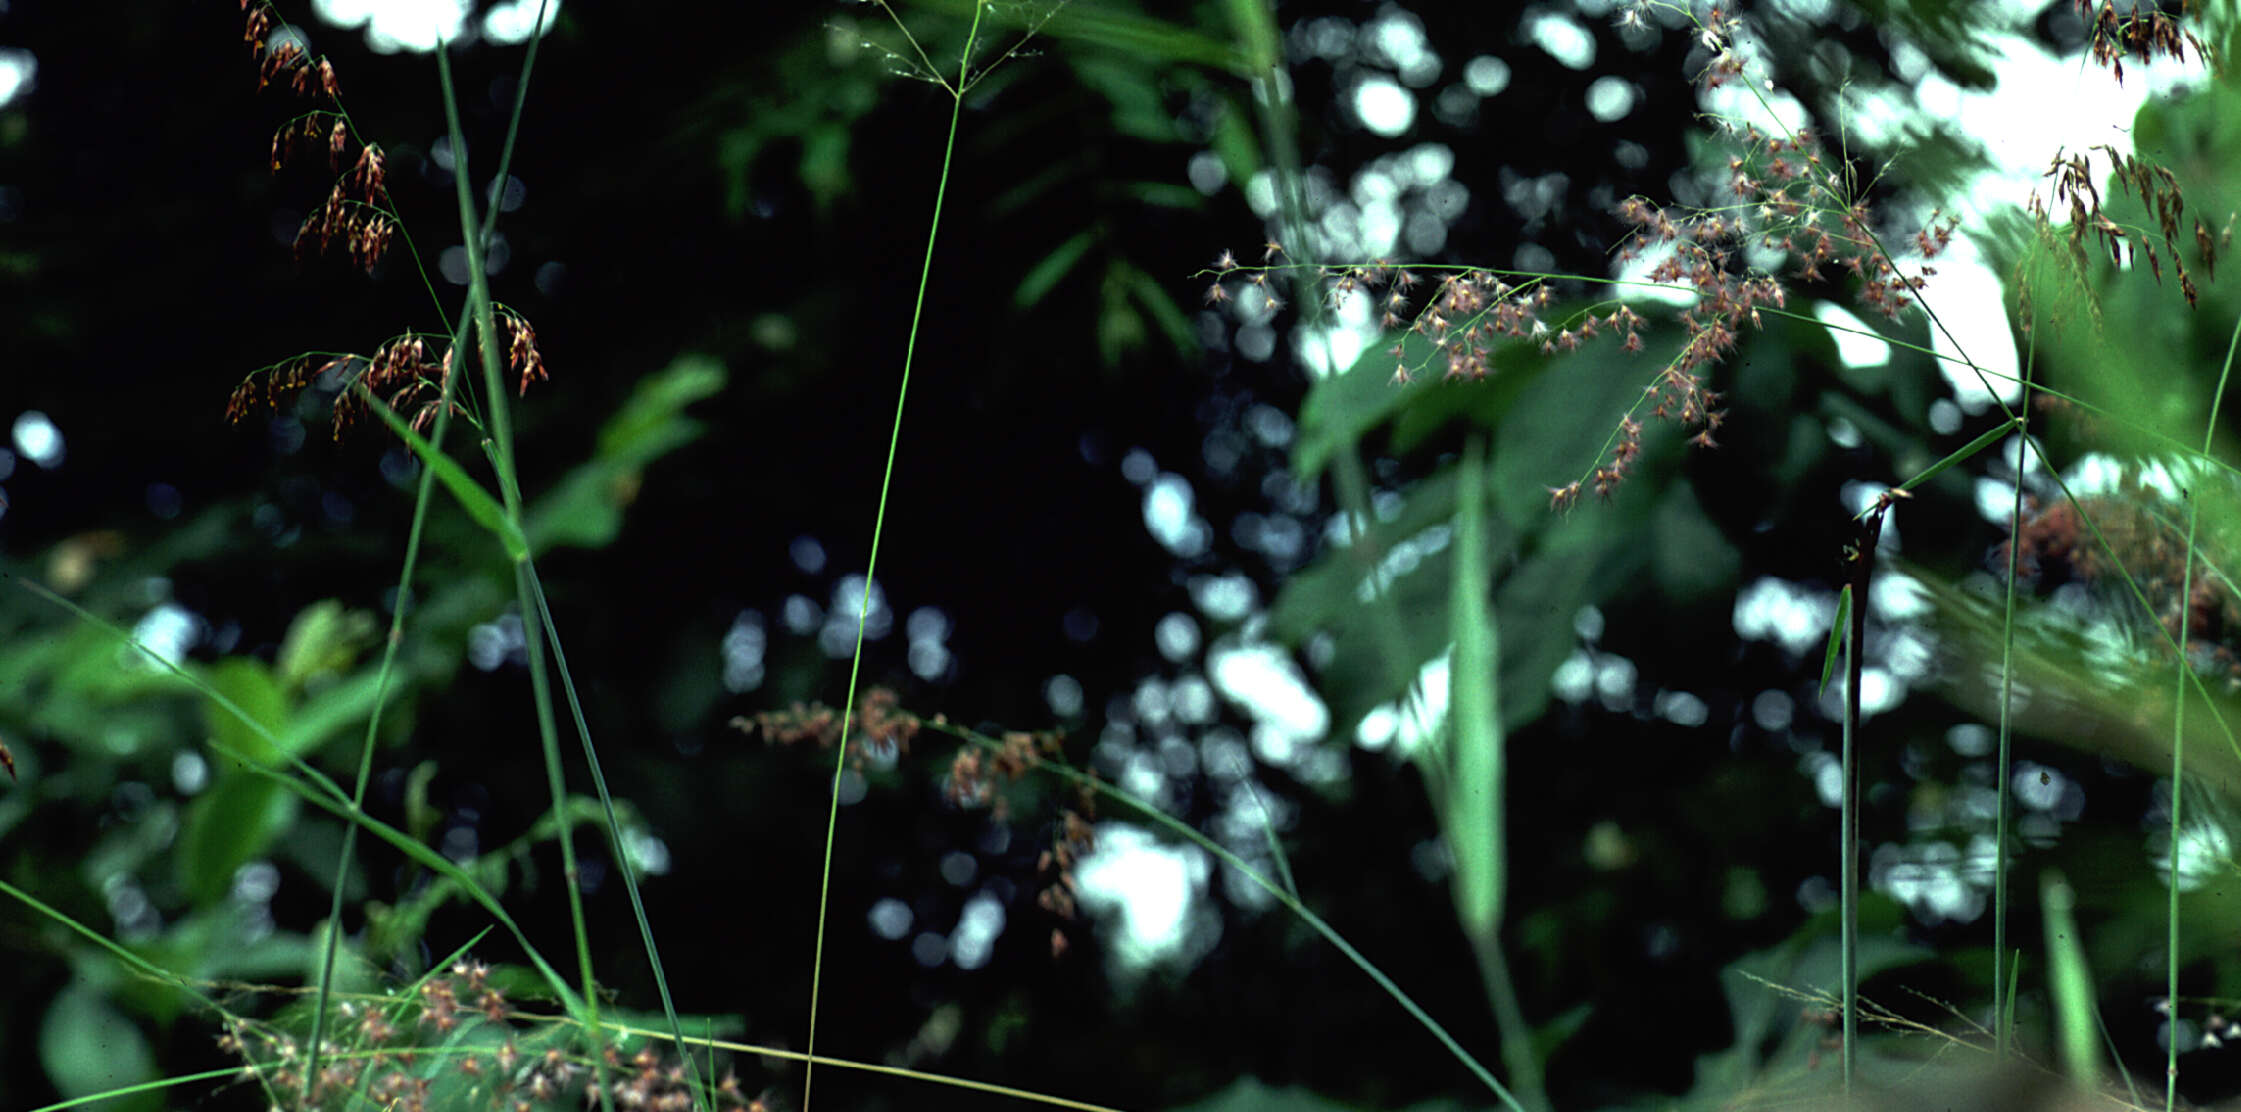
xmin=3 ymin=0 xmax=2221 ymax=1108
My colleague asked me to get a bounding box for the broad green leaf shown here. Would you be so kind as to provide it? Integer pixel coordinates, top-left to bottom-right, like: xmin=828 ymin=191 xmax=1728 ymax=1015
xmin=1292 ymin=301 xmax=1677 ymax=508
xmin=1687 ymin=906 xmax=1927 ymax=1099
xmin=1268 ymin=459 xmax=1625 ymax=750
xmin=2040 ymin=870 xmax=2100 ymax=1088
xmin=529 ymin=355 xmax=727 ymax=553
xmin=1493 ymin=518 xmax=1614 ymax=734
xmin=39 ymin=982 xmax=160 ymax=1112
xmin=367 ymin=394 xmax=529 ymax=563
xmin=524 ymin=468 xmax=627 ymax=553
xmin=799 ymin=125 xmax=853 ymax=208
xmin=1446 ymin=436 xmax=1503 ymax=938
xmin=1123 ymin=181 xmax=1203 ymax=208
xmin=276 ymin=670 xmax=400 ymax=758
xmin=1291 ymin=329 xmax=1442 ymax=481
xmin=1484 ymin=325 xmax=1687 ymax=528
xmin=1652 ymin=479 xmax=1741 ymax=605
xmin=177 ymin=771 xmax=297 ymax=904
xmin=50 ymin=621 xmax=198 ymax=703
xmin=1531 ymin=1002 xmax=1595 ymax=1070
xmin=203 ymin=657 xmax=286 ymax=767
xmin=1270 ymin=469 xmax=1469 ymax=638
xmin=597 ymin=354 xmax=727 ymax=464
xmin=1073 ymin=52 xmax=1181 ymax=140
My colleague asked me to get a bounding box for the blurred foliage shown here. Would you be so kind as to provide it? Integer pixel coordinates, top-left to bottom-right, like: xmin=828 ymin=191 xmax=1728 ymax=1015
xmin=20 ymin=0 xmax=2241 ymax=1109
xmin=0 ymin=351 xmax=721 ymax=1104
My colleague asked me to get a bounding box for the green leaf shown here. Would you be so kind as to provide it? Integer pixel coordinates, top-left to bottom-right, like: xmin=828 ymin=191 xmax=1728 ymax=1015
xmin=597 ymin=354 xmax=728 ymax=465
xmin=1493 ymin=519 xmax=1611 ymax=734
xmin=366 ymin=393 xmax=529 ymax=563
xmin=2042 ymin=871 xmax=2101 ymax=1087
xmin=49 ymin=622 xmax=198 ymax=704
xmin=1099 ymin=271 xmax=1148 ymax=366
xmin=1652 ymin=479 xmax=1742 ymax=605
xmin=276 ymin=669 xmax=400 ymax=759
xmin=528 ymin=355 xmax=727 ymax=553
xmin=275 ymin=599 xmax=373 ymax=690
xmin=39 ymin=982 xmax=160 ymax=1112
xmin=1291 ymin=301 xmax=1673 ymax=509
xmin=203 ymin=657 xmax=286 ymax=767
xmin=1268 ymin=458 xmax=1631 ymax=749
xmin=1014 ymin=230 xmax=1096 ymax=309
xmin=1892 ymin=416 xmax=2019 ymax=498
xmin=1122 ymin=181 xmax=1203 ymax=209
xmin=177 ymin=771 xmax=298 ymax=904
xmin=1208 ymin=95 xmax=1263 ymax=191
xmin=1446 ymin=435 xmax=1504 ymax=938
xmin=1291 ymin=330 xmax=1439 ymax=481
xmin=1530 ymin=1002 xmax=1594 ymax=1069
xmin=1125 ymin=262 xmax=1197 ymax=356
xmin=1820 ymin=586 xmax=1851 ymax=697
xmin=523 ymin=467 xmax=626 ymax=553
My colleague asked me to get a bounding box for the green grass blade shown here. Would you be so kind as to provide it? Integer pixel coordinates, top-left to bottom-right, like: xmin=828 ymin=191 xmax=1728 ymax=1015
xmin=803 ymin=6 xmax=987 ymax=1108
xmin=1891 ymin=417 xmax=2019 ymax=498
xmin=522 ymin=563 xmax=700 ymax=1081
xmin=1820 ymin=585 xmax=1850 ymax=697
xmin=1448 ymin=436 xmax=1542 ymax=1108
xmin=2040 ymin=869 xmax=2100 ymax=1090
xmin=1448 ymin=434 xmax=1502 ymax=939
xmin=437 ymin=43 xmax=615 ymax=1110
xmin=363 ymin=385 xmax=529 ymax=563
xmin=2000 ymin=948 xmax=2022 ymax=1052
xmin=928 ymin=718 xmax=1528 ymax=1112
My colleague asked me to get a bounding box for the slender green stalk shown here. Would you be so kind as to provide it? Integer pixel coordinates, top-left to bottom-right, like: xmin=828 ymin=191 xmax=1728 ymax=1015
xmin=2165 ymin=309 xmax=2241 ymax=1109
xmin=1841 ymin=503 xmax=1890 ymax=1090
xmin=522 ymin=565 xmax=701 ymax=1083
xmin=436 ymin=42 xmax=618 ymax=1112
xmin=1991 ymin=323 xmax=2038 ymax=1059
xmin=802 ymin=6 xmax=987 ymax=1108
xmin=0 ymin=878 xmax=224 ymax=1016
xmin=1841 ymin=605 xmax=1859 ymax=1091
xmin=296 ymin=370 xmax=458 ymax=1110
xmin=449 ymin=10 xmax=702 ymax=1091
xmin=297 ymin=6 xmax=559 ymax=1101
xmin=924 ymin=717 xmax=1529 ymax=1112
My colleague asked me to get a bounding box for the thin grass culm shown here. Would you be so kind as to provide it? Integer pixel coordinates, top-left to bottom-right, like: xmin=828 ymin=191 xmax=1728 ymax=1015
xmin=803 ymin=2 xmax=1019 ymax=1108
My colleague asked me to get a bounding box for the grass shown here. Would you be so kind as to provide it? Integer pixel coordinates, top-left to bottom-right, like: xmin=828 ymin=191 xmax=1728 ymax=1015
xmin=10 ymin=0 xmax=2241 ymax=1109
